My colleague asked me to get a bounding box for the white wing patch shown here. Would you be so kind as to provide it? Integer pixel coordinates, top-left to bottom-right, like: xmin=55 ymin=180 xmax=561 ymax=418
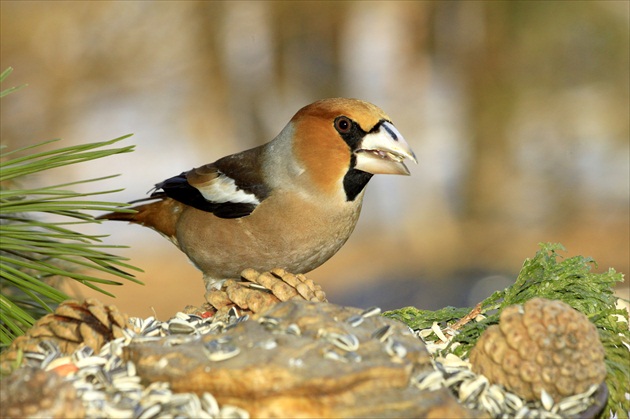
xmin=197 ymin=172 xmax=260 ymax=205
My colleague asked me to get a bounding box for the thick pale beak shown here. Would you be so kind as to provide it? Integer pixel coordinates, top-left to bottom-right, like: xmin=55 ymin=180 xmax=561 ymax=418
xmin=354 ymin=121 xmax=417 ymax=175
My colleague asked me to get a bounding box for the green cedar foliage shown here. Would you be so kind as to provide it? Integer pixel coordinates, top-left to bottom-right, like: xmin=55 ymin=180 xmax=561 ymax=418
xmin=385 ymin=243 xmax=629 ymax=418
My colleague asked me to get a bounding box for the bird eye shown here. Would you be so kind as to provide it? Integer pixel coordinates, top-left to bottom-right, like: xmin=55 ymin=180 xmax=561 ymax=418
xmin=335 ymin=116 xmax=352 ymax=134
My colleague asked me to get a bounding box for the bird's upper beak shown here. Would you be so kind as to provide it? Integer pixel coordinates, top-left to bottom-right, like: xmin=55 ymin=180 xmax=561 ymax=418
xmin=354 ymin=121 xmax=417 ymax=175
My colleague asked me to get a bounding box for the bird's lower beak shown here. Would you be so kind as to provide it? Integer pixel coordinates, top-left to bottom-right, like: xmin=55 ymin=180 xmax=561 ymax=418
xmin=354 ymin=121 xmax=417 ymax=175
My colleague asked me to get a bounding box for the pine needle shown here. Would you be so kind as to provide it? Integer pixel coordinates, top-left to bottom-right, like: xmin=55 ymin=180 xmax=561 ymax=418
xmin=0 ymin=67 xmax=143 ymax=349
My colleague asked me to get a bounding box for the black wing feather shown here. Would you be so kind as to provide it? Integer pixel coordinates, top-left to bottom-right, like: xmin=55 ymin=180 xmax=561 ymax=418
xmin=154 ymin=173 xmax=257 ymax=219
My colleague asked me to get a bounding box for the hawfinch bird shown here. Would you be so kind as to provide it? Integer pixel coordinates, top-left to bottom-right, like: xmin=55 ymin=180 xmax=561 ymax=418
xmin=99 ymin=98 xmax=416 ymax=290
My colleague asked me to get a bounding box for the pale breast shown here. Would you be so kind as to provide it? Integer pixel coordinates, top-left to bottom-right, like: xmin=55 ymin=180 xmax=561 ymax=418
xmin=174 ymin=190 xmax=364 ymax=284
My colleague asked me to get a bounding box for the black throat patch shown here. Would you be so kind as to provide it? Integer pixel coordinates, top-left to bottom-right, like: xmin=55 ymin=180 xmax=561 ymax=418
xmin=334 ymin=117 xmax=382 ymax=202
xmin=343 ymin=164 xmax=373 ymax=202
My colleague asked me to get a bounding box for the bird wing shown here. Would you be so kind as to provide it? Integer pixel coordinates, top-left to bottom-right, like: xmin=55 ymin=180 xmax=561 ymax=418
xmin=156 ymin=145 xmax=271 ymax=219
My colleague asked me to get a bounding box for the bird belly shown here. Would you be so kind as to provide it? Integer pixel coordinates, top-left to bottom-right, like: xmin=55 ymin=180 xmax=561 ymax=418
xmin=175 ymin=195 xmax=362 ymax=286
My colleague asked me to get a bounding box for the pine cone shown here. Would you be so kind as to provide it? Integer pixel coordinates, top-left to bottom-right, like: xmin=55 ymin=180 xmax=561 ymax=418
xmin=0 ymin=298 xmax=133 ymax=374
xmin=469 ymin=297 xmax=607 ymax=402
xmin=195 ymin=268 xmax=328 ymax=318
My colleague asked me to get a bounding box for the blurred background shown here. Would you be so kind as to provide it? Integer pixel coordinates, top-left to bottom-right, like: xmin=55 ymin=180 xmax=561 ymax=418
xmin=1 ymin=1 xmax=628 ymax=318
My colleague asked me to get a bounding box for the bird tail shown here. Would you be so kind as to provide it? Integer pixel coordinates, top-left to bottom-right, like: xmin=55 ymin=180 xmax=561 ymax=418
xmin=95 ymin=210 xmax=136 ymax=222
xmin=96 ymin=195 xmax=179 ymax=239
xmin=95 ymin=196 xmax=157 ymax=222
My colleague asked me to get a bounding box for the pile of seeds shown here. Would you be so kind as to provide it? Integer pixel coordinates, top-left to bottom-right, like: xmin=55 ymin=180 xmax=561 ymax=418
xmin=119 ymin=301 xmax=463 ymax=418
xmin=4 ymin=302 xmax=607 ymax=418
xmin=15 ymin=309 xmax=250 ymax=418
xmin=413 ymin=320 xmax=606 ymax=418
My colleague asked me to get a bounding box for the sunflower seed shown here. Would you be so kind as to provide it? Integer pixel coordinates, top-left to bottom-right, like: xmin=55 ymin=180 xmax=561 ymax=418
xmin=431 ymin=322 xmax=449 ymax=342
xmin=107 ymin=366 xmax=128 ymax=381
xmin=139 ymin=316 xmax=156 ymax=331
xmin=40 ymin=349 xmax=62 ymax=369
xmin=81 ymin=390 xmax=107 ymax=402
xmin=371 ymin=325 xmax=392 ymax=342
xmin=323 ymin=349 xmax=347 ymax=362
xmin=417 ymin=328 xmax=434 ymax=339
xmin=346 ymin=314 xmax=364 ymax=327
xmin=75 ymin=355 xmax=107 ymax=369
xmin=99 ymin=340 xmax=114 ymax=357
xmin=167 ymin=318 xmax=197 ymax=335
xmin=201 ymin=392 xmax=220 ymax=417
xmin=72 ymin=345 xmax=94 ymax=361
xmin=557 ymin=399 xmax=590 ymax=416
xmin=203 ymin=339 xmax=241 ymax=361
xmin=44 ymin=356 xmax=73 ymax=372
xmin=424 ymin=341 xmax=449 ymax=353
xmin=563 ymin=383 xmax=599 ymax=402
xmin=112 ymin=375 xmax=142 ymax=391
xmin=443 ymin=369 xmax=476 ymax=387
xmin=540 ymin=389 xmax=554 ymax=411
xmin=219 ymin=404 xmax=250 ymax=419
xmin=360 ymin=306 xmax=382 ymax=318
xmin=459 ymin=375 xmax=488 ymax=403
xmin=131 ymin=316 xmax=144 ymax=330
xmin=344 ymin=351 xmax=362 ymax=363
xmin=122 ymin=328 xmax=137 ymax=342
xmin=126 ymin=360 xmax=136 ymax=376
xmin=440 ymin=353 xmax=470 ymax=368
xmin=384 ymin=338 xmax=407 ymax=359
xmin=504 ymin=391 xmax=524 ymax=412
xmin=141 ymin=322 xmax=162 ymax=337
xmin=480 ymin=390 xmax=504 ymax=416
xmin=137 ymin=402 xmax=162 ymax=419
xmin=23 ymin=351 xmax=45 ymax=363
xmin=325 ymin=332 xmax=360 ymax=352
xmin=285 ymin=323 xmax=301 ymax=336
xmin=485 ymin=384 xmax=506 ymax=404
xmin=413 ymin=369 xmax=444 ymax=391
xmin=181 ymin=393 xmax=204 ymax=416
xmin=448 ymin=341 xmax=462 ymax=351
xmin=555 ymin=385 xmax=598 ymax=415
xmin=175 ymin=312 xmax=190 ymax=321
xmin=255 ymin=338 xmax=278 ymax=350
xmin=258 ymin=316 xmax=280 ymax=329
xmin=514 ymin=405 xmax=534 ymax=419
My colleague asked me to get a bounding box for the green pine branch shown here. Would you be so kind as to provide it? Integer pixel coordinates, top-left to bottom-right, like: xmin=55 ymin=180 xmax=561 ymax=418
xmin=0 ymin=67 xmax=142 ymax=348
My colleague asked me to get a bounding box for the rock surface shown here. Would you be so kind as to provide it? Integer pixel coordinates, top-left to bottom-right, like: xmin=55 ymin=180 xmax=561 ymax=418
xmin=0 ymin=367 xmax=85 ymax=418
xmin=124 ymin=300 xmax=480 ymax=418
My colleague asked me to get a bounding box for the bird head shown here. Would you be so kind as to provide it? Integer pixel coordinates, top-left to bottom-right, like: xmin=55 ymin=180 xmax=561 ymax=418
xmin=284 ymin=98 xmax=417 ymax=200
